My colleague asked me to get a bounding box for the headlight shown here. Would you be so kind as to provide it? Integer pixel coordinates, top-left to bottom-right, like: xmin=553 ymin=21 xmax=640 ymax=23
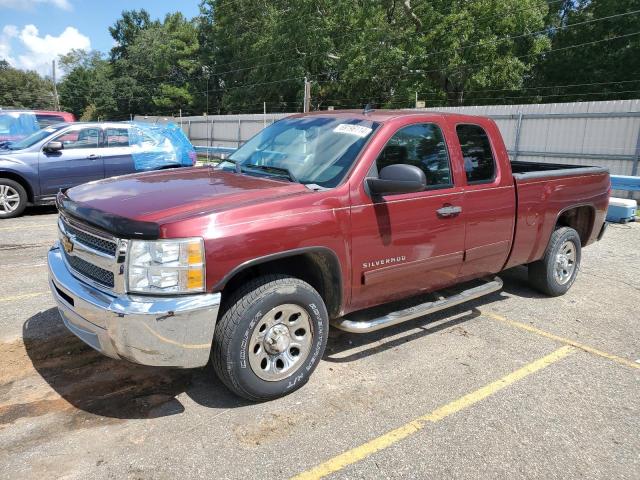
xmin=127 ymin=238 xmax=205 ymax=294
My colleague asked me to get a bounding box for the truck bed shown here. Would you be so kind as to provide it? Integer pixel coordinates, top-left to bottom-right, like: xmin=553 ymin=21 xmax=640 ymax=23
xmin=505 ymin=160 xmax=610 ymax=270
xmin=510 ymin=160 xmax=608 ymax=179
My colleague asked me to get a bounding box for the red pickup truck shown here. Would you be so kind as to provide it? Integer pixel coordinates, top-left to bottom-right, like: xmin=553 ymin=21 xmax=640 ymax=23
xmin=48 ymin=110 xmax=609 ymax=400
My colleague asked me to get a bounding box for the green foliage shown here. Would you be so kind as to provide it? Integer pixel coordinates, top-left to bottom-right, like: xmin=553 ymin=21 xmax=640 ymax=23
xmin=9 ymin=1 xmax=640 ymax=117
xmin=0 ymin=60 xmax=56 ymax=109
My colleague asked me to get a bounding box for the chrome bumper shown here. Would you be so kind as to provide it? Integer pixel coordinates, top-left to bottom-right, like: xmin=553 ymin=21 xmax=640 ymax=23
xmin=47 ymin=244 xmax=221 ymax=368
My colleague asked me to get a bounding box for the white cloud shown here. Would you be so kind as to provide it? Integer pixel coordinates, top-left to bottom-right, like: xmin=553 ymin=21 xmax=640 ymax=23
xmin=0 ymin=24 xmax=90 ymax=75
xmin=0 ymin=0 xmax=72 ymax=11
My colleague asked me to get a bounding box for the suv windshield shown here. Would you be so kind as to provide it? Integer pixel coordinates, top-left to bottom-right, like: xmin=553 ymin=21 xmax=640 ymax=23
xmin=222 ymin=116 xmax=379 ymax=188
xmin=5 ymin=125 xmax=67 ymax=150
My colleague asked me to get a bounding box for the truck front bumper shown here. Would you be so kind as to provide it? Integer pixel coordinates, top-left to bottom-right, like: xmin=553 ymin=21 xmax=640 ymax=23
xmin=47 ymin=244 xmax=221 ymax=368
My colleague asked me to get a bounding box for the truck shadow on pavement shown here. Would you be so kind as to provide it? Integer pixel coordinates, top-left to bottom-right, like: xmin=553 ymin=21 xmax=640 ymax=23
xmin=18 ymin=308 xmax=249 ymax=423
xmin=15 ymin=275 xmax=527 ymax=423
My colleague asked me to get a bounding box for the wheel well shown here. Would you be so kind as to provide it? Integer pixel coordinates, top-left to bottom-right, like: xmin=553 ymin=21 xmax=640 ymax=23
xmin=221 ymin=251 xmax=343 ymax=319
xmin=0 ymin=172 xmax=33 ymax=203
xmin=556 ymin=206 xmax=594 ymax=245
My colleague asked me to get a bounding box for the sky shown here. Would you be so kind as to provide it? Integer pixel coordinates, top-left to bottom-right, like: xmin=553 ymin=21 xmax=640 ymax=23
xmin=0 ymin=0 xmax=201 ymax=76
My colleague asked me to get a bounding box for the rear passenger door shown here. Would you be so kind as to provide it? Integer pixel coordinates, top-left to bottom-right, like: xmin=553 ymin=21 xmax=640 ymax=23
xmin=103 ymin=127 xmax=135 ymax=178
xmin=38 ymin=126 xmax=105 ymax=196
xmin=349 ymin=122 xmax=466 ymax=310
xmin=456 ymin=123 xmax=516 ymax=280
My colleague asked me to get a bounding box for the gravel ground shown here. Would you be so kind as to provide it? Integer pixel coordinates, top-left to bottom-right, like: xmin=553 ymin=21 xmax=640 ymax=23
xmin=0 ymin=207 xmax=638 ymax=480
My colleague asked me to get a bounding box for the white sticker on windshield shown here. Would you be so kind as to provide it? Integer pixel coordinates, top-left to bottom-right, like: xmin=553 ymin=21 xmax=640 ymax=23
xmin=333 ymin=124 xmax=372 ymax=137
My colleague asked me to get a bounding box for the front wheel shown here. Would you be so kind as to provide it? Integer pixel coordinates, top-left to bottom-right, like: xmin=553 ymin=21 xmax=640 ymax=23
xmin=211 ymin=274 xmax=329 ymax=401
xmin=0 ymin=179 xmax=27 ymax=219
xmin=528 ymin=226 xmax=581 ymax=296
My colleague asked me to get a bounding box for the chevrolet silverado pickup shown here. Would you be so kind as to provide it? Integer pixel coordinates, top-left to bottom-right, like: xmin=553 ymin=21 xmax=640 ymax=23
xmin=47 ymin=110 xmax=610 ymax=401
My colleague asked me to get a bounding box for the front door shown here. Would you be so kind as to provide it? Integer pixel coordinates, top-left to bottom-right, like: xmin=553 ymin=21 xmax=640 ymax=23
xmin=39 ymin=126 xmax=105 ymax=196
xmin=349 ymin=122 xmax=466 ymax=311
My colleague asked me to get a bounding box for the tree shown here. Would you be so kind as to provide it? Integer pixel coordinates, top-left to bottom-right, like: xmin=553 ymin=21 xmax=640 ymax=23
xmin=58 ymin=49 xmax=117 ymax=120
xmin=109 ymin=9 xmax=157 ymax=61
xmin=0 ymin=60 xmax=57 ymax=109
xmin=530 ymin=0 xmax=640 ymax=102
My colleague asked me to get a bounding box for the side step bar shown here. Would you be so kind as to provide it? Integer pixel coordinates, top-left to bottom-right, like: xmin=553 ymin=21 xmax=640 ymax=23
xmin=331 ymin=277 xmax=503 ymax=333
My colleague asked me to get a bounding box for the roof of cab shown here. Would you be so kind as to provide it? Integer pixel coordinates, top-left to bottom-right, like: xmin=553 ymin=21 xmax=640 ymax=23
xmin=288 ymin=109 xmax=489 ymax=124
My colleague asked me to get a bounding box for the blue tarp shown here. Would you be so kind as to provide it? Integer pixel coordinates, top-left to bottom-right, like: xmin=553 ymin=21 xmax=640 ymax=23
xmin=0 ymin=112 xmax=39 ymax=141
xmin=129 ymin=122 xmax=196 ymax=171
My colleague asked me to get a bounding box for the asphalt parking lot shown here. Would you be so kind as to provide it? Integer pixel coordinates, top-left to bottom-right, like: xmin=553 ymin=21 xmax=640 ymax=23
xmin=0 ymin=207 xmax=638 ymax=480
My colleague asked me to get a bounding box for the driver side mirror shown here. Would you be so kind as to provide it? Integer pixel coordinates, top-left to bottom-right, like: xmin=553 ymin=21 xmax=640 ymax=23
xmin=366 ymin=164 xmax=426 ymax=197
xmin=44 ymin=141 xmax=63 ymax=153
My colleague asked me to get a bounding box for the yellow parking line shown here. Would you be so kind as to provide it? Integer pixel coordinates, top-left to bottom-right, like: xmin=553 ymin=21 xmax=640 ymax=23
xmin=291 ymin=345 xmax=575 ymax=480
xmin=0 ymin=223 xmax=55 ymax=232
xmin=484 ymin=312 xmax=640 ymax=371
xmin=0 ymin=292 xmax=48 ymax=303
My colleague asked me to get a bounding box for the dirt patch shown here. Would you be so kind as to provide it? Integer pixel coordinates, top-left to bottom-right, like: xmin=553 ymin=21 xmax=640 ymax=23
xmin=234 ymin=411 xmax=312 ymax=446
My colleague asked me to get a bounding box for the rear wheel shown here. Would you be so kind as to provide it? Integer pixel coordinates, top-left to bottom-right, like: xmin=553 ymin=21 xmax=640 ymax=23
xmin=0 ymin=179 xmax=27 ymax=219
xmin=528 ymin=226 xmax=581 ymax=296
xmin=212 ymin=274 xmax=329 ymax=401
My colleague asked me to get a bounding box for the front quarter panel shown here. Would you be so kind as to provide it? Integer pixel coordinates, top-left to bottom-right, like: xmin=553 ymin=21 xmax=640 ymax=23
xmin=160 ymin=187 xmax=353 ymax=313
xmin=0 ymin=152 xmax=40 ymax=199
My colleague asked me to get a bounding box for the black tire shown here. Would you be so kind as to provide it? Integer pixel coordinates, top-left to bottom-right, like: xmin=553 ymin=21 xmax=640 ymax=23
xmin=528 ymin=226 xmax=581 ymax=297
xmin=212 ymin=274 xmax=329 ymax=401
xmin=0 ymin=178 xmax=28 ymax=219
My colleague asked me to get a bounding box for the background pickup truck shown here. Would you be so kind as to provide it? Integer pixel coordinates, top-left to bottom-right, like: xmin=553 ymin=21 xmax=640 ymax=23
xmin=0 ymin=121 xmax=196 ymax=218
xmin=47 ymin=110 xmax=609 ymax=401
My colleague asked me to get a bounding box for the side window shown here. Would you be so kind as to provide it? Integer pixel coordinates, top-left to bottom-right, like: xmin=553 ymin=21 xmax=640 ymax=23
xmin=376 ymin=123 xmax=452 ymax=189
xmin=456 ymin=124 xmax=496 ymax=184
xmin=54 ymin=128 xmax=101 ymax=149
xmin=105 ymin=128 xmax=130 ymax=147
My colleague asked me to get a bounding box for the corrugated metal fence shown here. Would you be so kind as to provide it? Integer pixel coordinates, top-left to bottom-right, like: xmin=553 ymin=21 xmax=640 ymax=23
xmin=136 ymin=99 xmax=640 ymax=177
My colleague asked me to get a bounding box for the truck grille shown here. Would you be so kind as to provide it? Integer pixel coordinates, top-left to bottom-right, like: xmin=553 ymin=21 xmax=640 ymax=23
xmin=63 ymin=250 xmax=115 ymax=288
xmin=60 ymin=217 xmax=117 ymax=256
xmin=58 ymin=214 xmax=121 ymax=292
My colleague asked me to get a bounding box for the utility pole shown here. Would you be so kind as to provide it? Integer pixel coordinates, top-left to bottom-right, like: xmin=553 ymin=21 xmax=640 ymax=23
xmin=303 ymin=77 xmax=311 ymax=113
xmin=52 ymin=60 xmax=60 ymax=111
xmin=263 ymin=101 xmax=267 ymax=128
xmin=202 ymin=65 xmax=210 ymax=116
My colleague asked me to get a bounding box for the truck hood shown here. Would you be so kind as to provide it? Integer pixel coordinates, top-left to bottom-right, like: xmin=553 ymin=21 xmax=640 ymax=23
xmin=66 ymin=167 xmax=311 ymax=224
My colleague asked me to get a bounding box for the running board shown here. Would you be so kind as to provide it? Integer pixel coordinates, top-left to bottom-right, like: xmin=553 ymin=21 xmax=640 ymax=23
xmin=331 ymin=277 xmax=503 ymax=333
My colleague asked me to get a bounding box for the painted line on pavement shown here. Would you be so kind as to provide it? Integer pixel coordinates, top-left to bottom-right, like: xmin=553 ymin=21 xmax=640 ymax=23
xmin=484 ymin=311 xmax=640 ymax=371
xmin=0 ymin=292 xmax=48 ymax=303
xmin=290 ymin=345 xmax=575 ymax=480
xmin=0 ymin=223 xmax=55 ymax=232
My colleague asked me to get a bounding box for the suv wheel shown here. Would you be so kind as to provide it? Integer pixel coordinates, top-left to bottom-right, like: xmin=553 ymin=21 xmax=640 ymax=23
xmin=528 ymin=226 xmax=581 ymax=296
xmin=212 ymin=274 xmax=329 ymax=401
xmin=0 ymin=179 xmax=27 ymax=219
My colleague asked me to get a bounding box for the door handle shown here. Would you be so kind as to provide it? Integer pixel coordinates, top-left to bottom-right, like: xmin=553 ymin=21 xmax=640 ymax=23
xmin=436 ymin=205 xmax=462 ymax=218
xmin=86 ymin=154 xmax=101 ymax=160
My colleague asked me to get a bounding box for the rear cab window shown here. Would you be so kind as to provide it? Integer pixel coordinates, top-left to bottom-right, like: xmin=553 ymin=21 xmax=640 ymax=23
xmin=36 ymin=114 xmax=66 ymax=128
xmin=376 ymin=123 xmax=453 ymax=190
xmin=456 ymin=124 xmax=496 ymax=184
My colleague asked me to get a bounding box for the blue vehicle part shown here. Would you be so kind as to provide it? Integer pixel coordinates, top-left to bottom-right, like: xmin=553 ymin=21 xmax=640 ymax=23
xmin=607 ymin=197 xmax=637 ymax=223
xmin=129 ymin=122 xmax=196 ymax=171
xmin=610 ymin=175 xmax=640 ymax=192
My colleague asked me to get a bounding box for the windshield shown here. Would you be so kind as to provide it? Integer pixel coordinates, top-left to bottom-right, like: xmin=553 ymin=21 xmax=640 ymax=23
xmin=222 ymin=116 xmax=379 ymax=188
xmin=5 ymin=125 xmax=66 ymax=150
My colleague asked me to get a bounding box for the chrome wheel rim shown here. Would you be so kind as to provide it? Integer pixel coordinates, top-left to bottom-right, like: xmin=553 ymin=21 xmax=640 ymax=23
xmin=554 ymin=240 xmax=577 ymax=285
xmin=248 ymin=303 xmax=313 ymax=382
xmin=0 ymin=185 xmax=20 ymax=213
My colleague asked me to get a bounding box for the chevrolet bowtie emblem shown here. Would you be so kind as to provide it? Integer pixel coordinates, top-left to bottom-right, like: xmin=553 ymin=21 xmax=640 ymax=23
xmin=61 ymin=234 xmax=74 ymax=254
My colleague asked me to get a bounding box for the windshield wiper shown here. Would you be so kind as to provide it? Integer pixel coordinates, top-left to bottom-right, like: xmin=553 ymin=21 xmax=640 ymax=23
xmin=242 ymin=163 xmax=298 ymax=182
xmin=217 ymin=158 xmax=241 ymax=173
